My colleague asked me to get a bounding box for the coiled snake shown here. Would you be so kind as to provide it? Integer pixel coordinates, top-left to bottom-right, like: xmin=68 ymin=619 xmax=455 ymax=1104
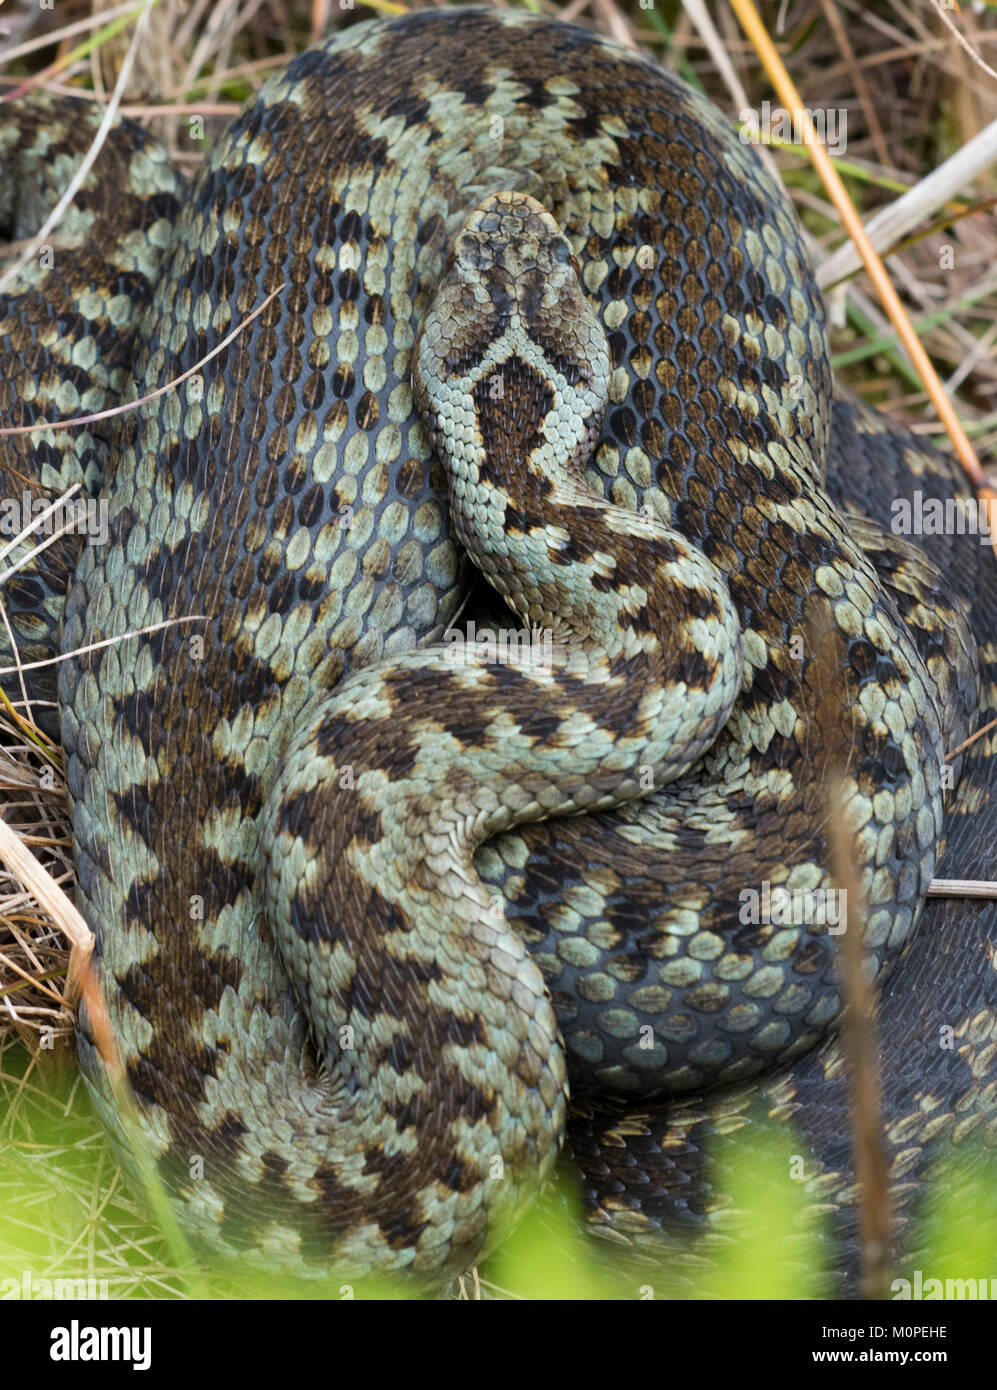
xmin=1 ymin=8 xmax=995 ymax=1289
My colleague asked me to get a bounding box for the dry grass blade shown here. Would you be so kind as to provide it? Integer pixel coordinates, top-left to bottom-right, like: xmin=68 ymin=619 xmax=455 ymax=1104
xmin=947 ymin=713 xmax=997 ymax=758
xmin=679 ymin=0 xmax=782 ymax=180
xmin=681 ymin=0 xmax=755 ymax=106
xmin=0 ymin=517 xmax=87 ymax=592
xmin=0 ymin=483 xmax=82 ymax=567
xmin=727 ymin=0 xmax=997 ymax=556
xmin=0 ymin=2 xmax=146 ymax=67
xmin=0 ymin=616 xmax=206 ymax=680
xmin=933 ymin=0 xmax=997 ymax=83
xmin=0 ymin=725 xmax=81 ymax=1061
xmin=819 ymin=118 xmax=997 ymax=290
xmin=926 ymin=878 xmax=997 ymax=898
xmin=593 ymin=0 xmax=637 ymax=50
xmin=817 ymin=0 xmax=890 ymax=168
xmin=0 ymin=284 xmax=285 ymax=438
xmin=0 ymin=817 xmax=91 ymax=1009
xmin=0 ymin=0 xmax=156 ymax=297
xmin=827 ymin=781 xmax=891 ymax=1301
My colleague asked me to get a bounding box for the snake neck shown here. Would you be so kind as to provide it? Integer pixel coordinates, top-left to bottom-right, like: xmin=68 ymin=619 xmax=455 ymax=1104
xmin=414 ymin=190 xmax=743 ymax=706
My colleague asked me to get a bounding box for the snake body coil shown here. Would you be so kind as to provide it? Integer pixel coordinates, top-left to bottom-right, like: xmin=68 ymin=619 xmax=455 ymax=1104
xmin=1 ymin=8 xmax=994 ymax=1288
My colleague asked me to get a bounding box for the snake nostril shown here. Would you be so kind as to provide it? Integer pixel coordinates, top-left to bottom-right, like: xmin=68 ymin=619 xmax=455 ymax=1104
xmin=488 ymin=278 xmax=514 ymax=316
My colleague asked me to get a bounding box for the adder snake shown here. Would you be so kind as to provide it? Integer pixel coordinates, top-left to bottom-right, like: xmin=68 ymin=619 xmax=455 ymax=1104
xmin=1 ymin=7 xmax=995 ymax=1289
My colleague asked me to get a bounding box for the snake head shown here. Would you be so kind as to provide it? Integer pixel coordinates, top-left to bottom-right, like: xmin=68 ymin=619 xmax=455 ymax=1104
xmin=415 ymin=190 xmax=606 ymax=385
xmin=412 ymin=190 xmax=610 ymax=511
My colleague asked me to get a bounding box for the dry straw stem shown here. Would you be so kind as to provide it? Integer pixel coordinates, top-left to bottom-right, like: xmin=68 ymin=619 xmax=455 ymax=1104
xmin=816 ymin=0 xmax=890 ymax=168
xmin=827 ymin=776 xmax=891 ymax=1302
xmin=0 ymin=762 xmax=78 ymax=1057
xmin=927 ymin=877 xmax=997 ymax=898
xmin=0 ymin=483 xmax=84 ymax=589
xmin=728 ymin=0 xmax=997 ymax=553
xmin=819 ymin=117 xmax=997 ymax=290
xmin=679 ymin=0 xmax=756 ymax=105
xmin=934 ymin=0 xmax=997 ymax=83
xmin=0 ymin=816 xmax=91 ymax=1010
xmin=679 ymin=0 xmax=780 ymax=182
xmin=0 ymin=617 xmax=206 ymax=681
xmin=0 ymin=1 xmax=146 ymax=67
xmin=811 ymin=594 xmax=890 ymax=1299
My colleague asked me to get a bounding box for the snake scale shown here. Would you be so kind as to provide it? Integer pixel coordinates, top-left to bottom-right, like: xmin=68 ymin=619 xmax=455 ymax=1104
xmin=1 ymin=7 xmax=995 ymax=1291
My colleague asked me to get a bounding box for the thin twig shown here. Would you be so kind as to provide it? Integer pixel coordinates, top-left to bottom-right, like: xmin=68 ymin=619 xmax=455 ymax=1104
xmin=932 ymin=0 xmax=997 ymax=83
xmin=0 ymin=485 xmax=82 ymax=569
xmin=0 ymin=819 xmax=91 ymax=1010
xmin=0 ymin=285 xmax=284 ymax=438
xmin=819 ymin=118 xmax=997 ymax=290
xmin=0 ymin=0 xmax=155 ymax=299
xmin=946 ymin=714 xmax=997 ymax=759
xmin=827 ymin=776 xmax=892 ymax=1300
xmin=0 ymin=1 xmax=144 ymax=66
xmin=0 ymin=617 xmax=206 ymax=679
xmin=818 ymin=0 xmax=892 ymax=169
xmin=927 ymin=879 xmax=997 ymax=898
